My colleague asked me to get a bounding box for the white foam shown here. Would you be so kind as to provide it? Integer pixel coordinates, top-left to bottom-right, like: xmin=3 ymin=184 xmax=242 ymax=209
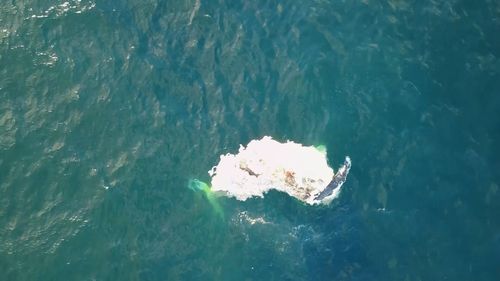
xmin=209 ymin=136 xmax=346 ymax=205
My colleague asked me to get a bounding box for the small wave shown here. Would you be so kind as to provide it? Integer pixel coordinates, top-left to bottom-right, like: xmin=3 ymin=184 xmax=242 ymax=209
xmin=233 ymin=211 xmax=270 ymax=225
xmin=26 ymin=1 xmax=96 ymax=20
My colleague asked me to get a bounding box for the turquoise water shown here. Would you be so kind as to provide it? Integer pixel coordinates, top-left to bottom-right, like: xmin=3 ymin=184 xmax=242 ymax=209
xmin=1 ymin=0 xmax=500 ymax=280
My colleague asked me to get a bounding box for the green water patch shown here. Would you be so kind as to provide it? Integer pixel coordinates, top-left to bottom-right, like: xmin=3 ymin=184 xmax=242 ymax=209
xmin=314 ymin=144 xmax=327 ymax=155
xmin=188 ymin=179 xmax=224 ymax=219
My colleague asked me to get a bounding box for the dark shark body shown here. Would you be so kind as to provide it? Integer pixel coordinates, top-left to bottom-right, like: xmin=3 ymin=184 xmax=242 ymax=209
xmin=314 ymin=156 xmax=351 ymax=202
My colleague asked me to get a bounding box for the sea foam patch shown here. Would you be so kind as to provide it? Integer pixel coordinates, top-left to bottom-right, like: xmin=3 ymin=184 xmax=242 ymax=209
xmin=208 ymin=136 xmax=351 ymax=205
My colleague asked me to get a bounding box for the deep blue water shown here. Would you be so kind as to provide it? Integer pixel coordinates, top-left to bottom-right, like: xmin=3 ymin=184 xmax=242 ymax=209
xmin=1 ymin=0 xmax=500 ymax=280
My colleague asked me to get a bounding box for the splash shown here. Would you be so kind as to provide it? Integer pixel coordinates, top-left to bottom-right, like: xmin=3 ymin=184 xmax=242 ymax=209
xmin=208 ymin=136 xmax=351 ymax=205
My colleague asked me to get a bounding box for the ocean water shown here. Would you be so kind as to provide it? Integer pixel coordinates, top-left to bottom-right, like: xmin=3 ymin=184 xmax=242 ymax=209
xmin=1 ymin=0 xmax=499 ymax=280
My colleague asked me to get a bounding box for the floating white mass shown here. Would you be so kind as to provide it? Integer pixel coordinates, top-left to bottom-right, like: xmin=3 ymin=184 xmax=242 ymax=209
xmin=208 ymin=136 xmax=351 ymax=205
